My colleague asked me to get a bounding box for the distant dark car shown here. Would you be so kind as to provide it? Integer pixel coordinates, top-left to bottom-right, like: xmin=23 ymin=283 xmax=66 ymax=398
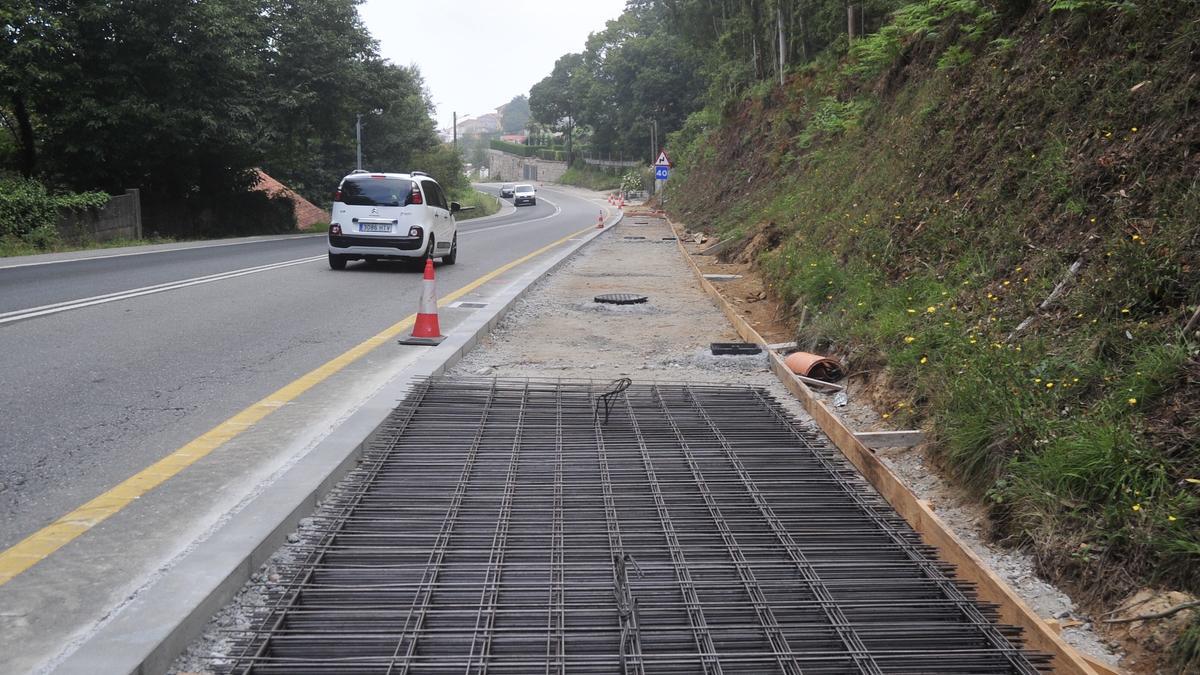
xmin=499 ymin=184 xmax=515 ymax=198
xmin=513 ymin=184 xmax=536 ymax=206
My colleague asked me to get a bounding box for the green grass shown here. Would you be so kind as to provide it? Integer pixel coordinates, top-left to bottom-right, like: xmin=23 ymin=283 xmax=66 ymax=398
xmin=0 ymin=234 xmax=179 ymax=258
xmin=557 ymin=166 xmax=622 ymax=191
xmin=450 ymin=189 xmax=501 ymax=220
xmin=668 ymin=0 xmax=1200 ymax=602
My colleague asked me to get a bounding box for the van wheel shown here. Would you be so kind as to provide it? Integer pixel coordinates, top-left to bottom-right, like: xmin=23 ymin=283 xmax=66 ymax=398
xmin=328 ymin=253 xmax=348 ymax=270
xmin=442 ymin=234 xmax=457 ymax=265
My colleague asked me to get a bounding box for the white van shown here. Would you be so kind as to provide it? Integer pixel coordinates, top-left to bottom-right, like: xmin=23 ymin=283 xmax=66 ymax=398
xmin=327 ymin=171 xmax=459 ymax=269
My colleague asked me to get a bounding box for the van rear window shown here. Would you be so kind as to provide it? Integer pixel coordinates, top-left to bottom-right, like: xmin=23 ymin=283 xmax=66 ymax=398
xmin=339 ymin=178 xmax=414 ymax=207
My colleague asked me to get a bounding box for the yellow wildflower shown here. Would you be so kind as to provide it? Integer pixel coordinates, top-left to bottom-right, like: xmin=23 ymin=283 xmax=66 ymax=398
xmin=919 ymin=356 xmax=927 ymax=364
xmin=904 ymin=336 xmax=916 ymax=344
xmin=1128 ymin=398 xmax=1137 ymax=405
xmin=1132 ymin=503 xmax=1141 ymax=512
xmin=927 ymin=306 xmax=936 ymax=313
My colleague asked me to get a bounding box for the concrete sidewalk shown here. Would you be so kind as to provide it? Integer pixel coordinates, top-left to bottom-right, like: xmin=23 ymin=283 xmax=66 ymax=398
xmin=448 ymin=210 xmax=807 ymax=413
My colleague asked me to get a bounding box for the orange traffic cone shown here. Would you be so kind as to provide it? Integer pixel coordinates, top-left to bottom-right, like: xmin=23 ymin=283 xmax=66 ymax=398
xmin=597 ymin=211 xmax=605 ymax=228
xmin=399 ymin=257 xmax=445 ymax=345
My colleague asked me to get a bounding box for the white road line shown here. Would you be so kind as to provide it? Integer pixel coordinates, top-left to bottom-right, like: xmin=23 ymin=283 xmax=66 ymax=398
xmin=460 ymin=197 xmax=564 ymax=235
xmin=0 ymin=256 xmax=324 ymax=326
xmin=3 ymin=189 xmax=583 ymax=324
xmin=0 ymin=234 xmax=323 ymax=271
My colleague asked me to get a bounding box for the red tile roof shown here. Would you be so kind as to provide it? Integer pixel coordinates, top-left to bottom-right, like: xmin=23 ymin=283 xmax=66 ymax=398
xmin=253 ymin=169 xmax=328 ymax=230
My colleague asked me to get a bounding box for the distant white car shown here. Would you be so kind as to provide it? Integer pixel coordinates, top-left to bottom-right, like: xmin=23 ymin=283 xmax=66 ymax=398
xmin=327 ymin=171 xmax=458 ymax=269
xmin=513 ymin=184 xmax=536 ymax=206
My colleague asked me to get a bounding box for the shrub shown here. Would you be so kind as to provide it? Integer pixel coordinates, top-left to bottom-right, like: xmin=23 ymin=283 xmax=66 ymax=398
xmin=0 ymin=177 xmax=108 ymax=249
xmin=489 ymin=139 xmax=534 ymax=157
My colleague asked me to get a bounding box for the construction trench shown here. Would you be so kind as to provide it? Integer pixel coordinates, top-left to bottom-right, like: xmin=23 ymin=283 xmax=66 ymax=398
xmin=222 ymin=377 xmax=1046 ymax=674
xmin=170 ymin=206 xmax=1114 ymax=674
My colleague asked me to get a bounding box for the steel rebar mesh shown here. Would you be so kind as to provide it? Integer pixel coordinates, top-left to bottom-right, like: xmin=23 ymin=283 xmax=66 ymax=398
xmin=222 ymin=377 xmax=1050 ymax=674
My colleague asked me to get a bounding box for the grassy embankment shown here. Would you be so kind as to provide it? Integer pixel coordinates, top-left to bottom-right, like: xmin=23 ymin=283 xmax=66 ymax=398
xmin=0 ymin=234 xmax=180 ymax=258
xmin=558 ymin=166 xmax=622 ymax=191
xmin=670 ymin=0 xmax=1198 ymax=663
xmin=450 ymin=188 xmax=501 ymax=220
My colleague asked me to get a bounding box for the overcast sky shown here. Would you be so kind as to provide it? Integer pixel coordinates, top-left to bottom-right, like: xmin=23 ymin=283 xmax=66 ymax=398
xmin=359 ymin=0 xmax=629 ymax=130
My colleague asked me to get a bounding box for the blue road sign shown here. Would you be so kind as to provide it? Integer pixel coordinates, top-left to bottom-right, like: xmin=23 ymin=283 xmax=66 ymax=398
xmin=655 ymin=165 xmax=669 ymax=180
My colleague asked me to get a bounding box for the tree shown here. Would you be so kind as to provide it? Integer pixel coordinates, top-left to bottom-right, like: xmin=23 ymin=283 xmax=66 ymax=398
xmin=500 ymin=94 xmax=531 ymax=134
xmin=0 ymin=0 xmax=446 ymax=214
xmin=530 ymin=53 xmax=586 ymax=163
xmin=0 ymin=1 xmax=69 ymax=177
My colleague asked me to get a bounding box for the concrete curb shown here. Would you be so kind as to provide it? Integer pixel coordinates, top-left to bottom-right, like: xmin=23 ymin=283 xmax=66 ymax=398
xmin=50 ymin=211 xmax=624 ymax=675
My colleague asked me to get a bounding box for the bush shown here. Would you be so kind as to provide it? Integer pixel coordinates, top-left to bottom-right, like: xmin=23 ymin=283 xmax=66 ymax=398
xmin=620 ymin=169 xmax=644 ymax=195
xmin=558 ymin=166 xmax=622 ymax=191
xmin=0 ymin=177 xmax=108 ymax=249
xmin=448 ymin=188 xmax=500 ymax=221
xmin=490 ymin=139 xmax=534 ymax=157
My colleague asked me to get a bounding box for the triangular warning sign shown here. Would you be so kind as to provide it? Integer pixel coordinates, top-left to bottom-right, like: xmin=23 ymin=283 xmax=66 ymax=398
xmin=655 ymin=150 xmax=671 ymax=166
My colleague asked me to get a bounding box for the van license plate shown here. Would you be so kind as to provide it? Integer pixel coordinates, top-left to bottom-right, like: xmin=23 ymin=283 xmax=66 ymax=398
xmin=360 ymin=223 xmax=391 ymax=233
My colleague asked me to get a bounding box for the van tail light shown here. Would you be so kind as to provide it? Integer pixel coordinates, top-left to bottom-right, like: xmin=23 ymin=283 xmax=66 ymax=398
xmin=333 ymin=189 xmax=342 ymax=201
xmin=410 ymin=186 xmax=423 ymax=205
xmin=330 ymin=224 xmax=342 ymax=235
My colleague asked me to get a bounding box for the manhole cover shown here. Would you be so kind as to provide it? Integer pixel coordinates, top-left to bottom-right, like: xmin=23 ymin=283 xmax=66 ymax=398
xmin=595 ymin=293 xmax=648 ymax=305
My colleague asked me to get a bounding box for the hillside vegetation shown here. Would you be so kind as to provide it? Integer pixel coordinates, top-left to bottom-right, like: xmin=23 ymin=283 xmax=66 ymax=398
xmin=668 ymin=0 xmax=1198 ymax=664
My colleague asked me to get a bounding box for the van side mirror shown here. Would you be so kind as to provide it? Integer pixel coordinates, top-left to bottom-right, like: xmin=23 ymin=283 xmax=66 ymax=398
xmin=450 ymin=201 xmax=461 ymax=213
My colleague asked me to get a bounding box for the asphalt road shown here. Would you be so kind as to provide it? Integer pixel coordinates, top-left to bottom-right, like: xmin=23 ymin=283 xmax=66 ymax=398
xmin=0 ymin=184 xmax=600 ymax=549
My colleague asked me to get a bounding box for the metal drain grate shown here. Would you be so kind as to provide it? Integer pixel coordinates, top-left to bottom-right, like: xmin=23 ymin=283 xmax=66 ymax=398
xmin=225 ymin=378 xmax=1047 ymax=674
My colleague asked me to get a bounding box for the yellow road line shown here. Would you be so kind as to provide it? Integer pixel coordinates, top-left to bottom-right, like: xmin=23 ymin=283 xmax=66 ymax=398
xmin=0 ymin=225 xmax=596 ymax=586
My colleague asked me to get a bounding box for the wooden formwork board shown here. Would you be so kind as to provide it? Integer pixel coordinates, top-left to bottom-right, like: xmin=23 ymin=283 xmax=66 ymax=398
xmin=666 ymin=217 xmax=1104 ymax=675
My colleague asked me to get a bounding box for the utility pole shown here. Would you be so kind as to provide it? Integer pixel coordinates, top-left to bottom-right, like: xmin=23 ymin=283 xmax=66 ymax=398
xmin=356 ymin=113 xmax=363 ymax=171
xmin=453 ymin=111 xmax=458 ymax=148
xmin=778 ymin=5 xmax=786 ymax=86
